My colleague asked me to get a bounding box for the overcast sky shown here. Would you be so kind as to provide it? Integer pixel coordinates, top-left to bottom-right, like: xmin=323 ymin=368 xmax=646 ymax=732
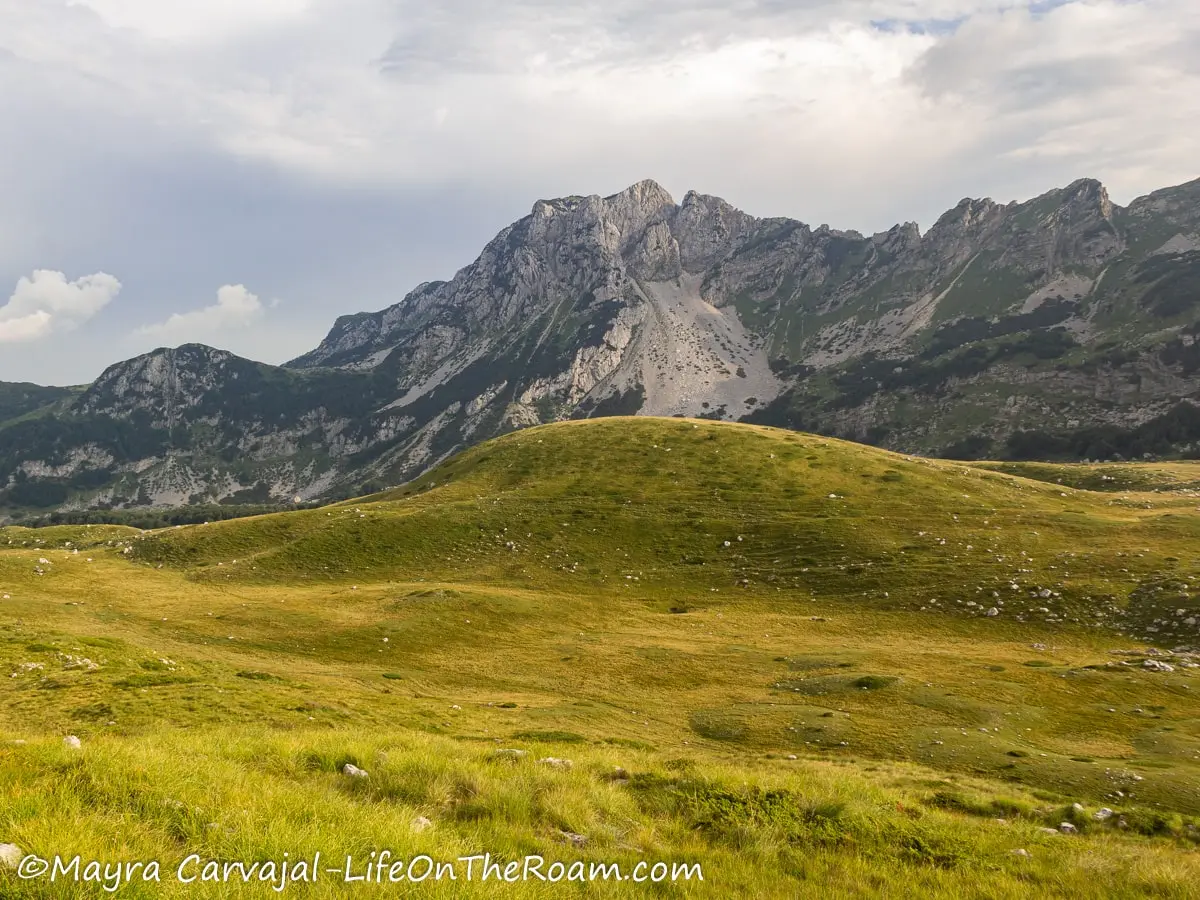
xmin=0 ymin=0 xmax=1197 ymax=384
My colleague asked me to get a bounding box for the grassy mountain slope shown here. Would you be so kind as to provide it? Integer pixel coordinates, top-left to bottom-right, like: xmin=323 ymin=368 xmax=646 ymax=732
xmin=3 ymin=418 xmax=1200 ymax=897
xmin=0 ymin=382 xmax=76 ymax=427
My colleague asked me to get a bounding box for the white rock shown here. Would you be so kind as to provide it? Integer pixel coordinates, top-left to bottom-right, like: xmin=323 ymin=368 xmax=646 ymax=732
xmin=985 ymin=607 xmax=1000 ymax=617
xmin=342 ymin=763 xmax=369 ymax=778
xmin=1010 ymin=848 xmax=1030 ymax=858
xmin=1058 ymin=822 xmax=1077 ymax=834
xmin=538 ymin=757 xmax=573 ymax=770
xmin=0 ymin=844 xmax=22 ymax=868
xmin=63 ymin=735 xmax=82 ymax=750
xmin=1093 ymin=808 xmax=1115 ymax=821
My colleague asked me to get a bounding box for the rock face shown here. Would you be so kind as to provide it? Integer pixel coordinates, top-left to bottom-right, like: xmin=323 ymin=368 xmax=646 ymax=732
xmin=2 ymin=175 xmax=1200 ymax=518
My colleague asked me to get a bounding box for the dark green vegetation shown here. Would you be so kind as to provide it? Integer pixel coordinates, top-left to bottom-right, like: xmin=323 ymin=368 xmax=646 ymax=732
xmin=11 ymin=502 xmax=323 ymax=529
xmin=3 ymin=418 xmax=1200 ymax=896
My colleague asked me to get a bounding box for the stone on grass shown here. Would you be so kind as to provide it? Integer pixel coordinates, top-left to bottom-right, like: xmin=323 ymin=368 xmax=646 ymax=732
xmin=342 ymin=763 xmax=369 ymax=778
xmin=0 ymin=844 xmax=22 ymax=868
xmin=538 ymin=757 xmax=573 ymax=770
xmin=1010 ymin=848 xmax=1030 ymax=858
xmin=559 ymin=831 xmax=588 ymax=847
xmin=985 ymin=607 xmax=1000 ymax=617
xmin=63 ymin=735 xmax=82 ymax=750
xmin=1093 ymin=808 xmax=1115 ymax=821
xmin=490 ymin=749 xmax=528 ymax=761
xmin=410 ymin=816 xmax=433 ymax=833
xmin=1058 ymin=822 xmax=1077 ymax=834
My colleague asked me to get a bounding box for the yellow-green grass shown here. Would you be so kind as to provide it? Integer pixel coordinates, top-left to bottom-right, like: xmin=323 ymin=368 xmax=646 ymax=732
xmin=2 ymin=417 xmax=1200 ymax=897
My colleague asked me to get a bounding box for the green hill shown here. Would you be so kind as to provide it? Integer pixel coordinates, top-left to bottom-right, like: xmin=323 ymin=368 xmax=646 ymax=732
xmin=2 ymin=418 xmax=1200 ymax=897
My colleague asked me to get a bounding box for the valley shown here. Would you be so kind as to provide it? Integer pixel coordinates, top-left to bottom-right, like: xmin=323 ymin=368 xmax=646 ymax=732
xmin=3 ymin=418 xmax=1200 ymax=897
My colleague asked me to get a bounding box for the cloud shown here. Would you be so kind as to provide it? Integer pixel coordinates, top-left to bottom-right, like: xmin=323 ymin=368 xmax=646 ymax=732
xmin=0 ymin=270 xmax=121 ymax=344
xmin=68 ymin=0 xmax=311 ymax=41
xmin=7 ymin=0 xmax=1197 ymax=204
xmin=1 ymin=0 xmax=1198 ymax=383
xmin=134 ymin=284 xmax=266 ymax=344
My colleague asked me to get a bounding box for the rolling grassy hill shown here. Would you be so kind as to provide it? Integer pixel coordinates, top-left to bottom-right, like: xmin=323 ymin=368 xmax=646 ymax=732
xmin=2 ymin=417 xmax=1200 ymax=897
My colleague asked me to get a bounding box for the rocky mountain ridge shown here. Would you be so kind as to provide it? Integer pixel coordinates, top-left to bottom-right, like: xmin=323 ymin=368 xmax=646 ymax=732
xmin=2 ymin=174 xmax=1199 ymax=517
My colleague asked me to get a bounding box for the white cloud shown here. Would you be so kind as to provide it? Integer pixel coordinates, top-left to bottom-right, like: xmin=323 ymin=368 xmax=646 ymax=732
xmin=65 ymin=0 xmax=311 ymax=41
xmin=3 ymin=0 xmax=1197 ymax=223
xmin=0 ymin=270 xmax=121 ymax=344
xmin=134 ymin=284 xmax=266 ymax=343
xmin=0 ymin=311 xmax=54 ymax=343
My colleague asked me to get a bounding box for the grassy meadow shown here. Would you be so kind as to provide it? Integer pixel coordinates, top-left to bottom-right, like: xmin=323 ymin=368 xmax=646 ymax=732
xmin=2 ymin=417 xmax=1200 ymax=897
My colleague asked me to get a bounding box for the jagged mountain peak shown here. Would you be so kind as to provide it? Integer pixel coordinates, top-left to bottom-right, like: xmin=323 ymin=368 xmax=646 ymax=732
xmin=933 ymin=196 xmax=1000 ymax=230
xmin=93 ymin=343 xmax=239 ymax=381
xmin=606 ymin=177 xmax=676 ymax=208
xmin=1063 ymin=176 xmax=1106 ymax=194
xmin=80 ymin=344 xmax=257 ymax=417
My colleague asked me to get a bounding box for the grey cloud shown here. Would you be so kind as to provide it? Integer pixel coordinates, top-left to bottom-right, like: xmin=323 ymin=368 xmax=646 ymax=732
xmin=0 ymin=0 xmax=1197 ymax=384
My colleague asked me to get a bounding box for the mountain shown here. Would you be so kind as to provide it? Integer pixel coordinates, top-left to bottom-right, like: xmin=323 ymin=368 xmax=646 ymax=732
xmin=2 ymin=175 xmax=1200 ymax=517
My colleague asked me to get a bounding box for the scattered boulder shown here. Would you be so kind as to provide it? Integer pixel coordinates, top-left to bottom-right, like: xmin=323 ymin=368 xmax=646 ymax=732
xmin=558 ymin=831 xmax=588 ymax=847
xmin=1058 ymin=822 xmax=1077 ymax=834
xmin=1010 ymin=848 xmax=1031 ymax=858
xmin=1093 ymin=808 xmax=1115 ymax=822
xmin=985 ymin=607 xmax=1000 ymax=617
xmin=342 ymin=763 xmax=369 ymax=778
xmin=490 ymin=749 xmax=528 ymax=761
xmin=0 ymin=844 xmax=21 ymax=868
xmin=63 ymin=735 xmax=82 ymax=750
xmin=1037 ymin=827 xmax=1060 ymax=836
xmin=538 ymin=757 xmax=573 ymax=770
xmin=1143 ymin=659 xmax=1175 ymax=672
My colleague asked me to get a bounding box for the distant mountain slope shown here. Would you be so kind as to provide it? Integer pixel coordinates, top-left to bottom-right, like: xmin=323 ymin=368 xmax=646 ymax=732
xmin=0 ymin=381 xmax=75 ymax=426
xmin=2 ymin=174 xmax=1199 ymax=518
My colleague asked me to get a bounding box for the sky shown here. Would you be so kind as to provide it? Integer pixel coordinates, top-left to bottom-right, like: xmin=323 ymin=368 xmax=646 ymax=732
xmin=0 ymin=0 xmax=1197 ymax=385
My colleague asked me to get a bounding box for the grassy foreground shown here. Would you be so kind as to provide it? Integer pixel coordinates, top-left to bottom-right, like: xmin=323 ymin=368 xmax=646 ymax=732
xmin=2 ymin=417 xmax=1200 ymax=897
